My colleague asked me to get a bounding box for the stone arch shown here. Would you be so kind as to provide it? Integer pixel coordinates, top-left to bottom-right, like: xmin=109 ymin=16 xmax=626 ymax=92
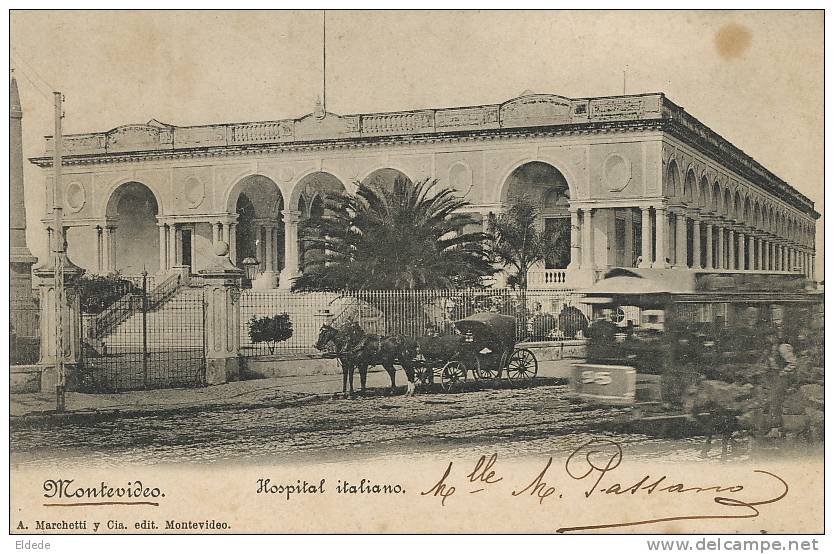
xmin=290 ymin=171 xmax=349 ymax=271
xmin=227 ymin=174 xmax=284 ymax=274
xmin=732 ymin=190 xmax=742 ymax=221
xmin=290 ymin=171 xmax=349 ymax=216
xmin=498 ymin=157 xmax=577 ymax=204
xmin=723 ymin=188 xmax=732 ymax=217
xmin=665 ymin=159 xmax=681 ymax=198
xmin=104 ymin=181 xmax=161 ymax=274
xmin=361 ymin=167 xmax=413 ymax=193
xmin=683 ymin=168 xmax=696 ymax=204
xmin=698 ymin=175 xmax=710 ymax=209
xmin=753 ymin=200 xmax=761 ymax=229
xmin=501 ymin=160 xmax=573 ymax=269
xmin=711 ymin=181 xmax=721 ymax=213
xmin=225 ymin=174 xmax=283 ymax=217
xmin=103 ymin=178 xmax=165 ymax=218
xmin=743 ymin=195 xmax=752 ymax=226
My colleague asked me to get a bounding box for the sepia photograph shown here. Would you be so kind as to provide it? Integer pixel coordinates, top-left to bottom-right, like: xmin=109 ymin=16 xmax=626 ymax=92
xmin=7 ymin=9 xmax=825 ymax=537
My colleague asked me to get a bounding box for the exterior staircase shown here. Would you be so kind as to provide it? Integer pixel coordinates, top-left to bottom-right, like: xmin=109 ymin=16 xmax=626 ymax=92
xmin=87 ymin=275 xmax=204 ymax=353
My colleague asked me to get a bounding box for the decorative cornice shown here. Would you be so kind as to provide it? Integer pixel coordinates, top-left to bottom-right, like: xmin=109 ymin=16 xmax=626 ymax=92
xmin=29 ymin=119 xmax=665 ymax=168
xmin=28 ymin=90 xmax=818 ymax=220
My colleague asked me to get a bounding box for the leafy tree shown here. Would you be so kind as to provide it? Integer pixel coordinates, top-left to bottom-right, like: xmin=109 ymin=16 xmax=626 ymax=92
xmin=486 ymin=194 xmax=569 ymax=289
xmin=248 ymin=313 xmax=294 ymax=354
xmin=292 ymin=177 xmax=495 ymax=291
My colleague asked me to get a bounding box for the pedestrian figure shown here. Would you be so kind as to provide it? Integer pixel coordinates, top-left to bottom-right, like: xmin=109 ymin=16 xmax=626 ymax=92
xmin=764 ymin=328 xmax=798 ymax=438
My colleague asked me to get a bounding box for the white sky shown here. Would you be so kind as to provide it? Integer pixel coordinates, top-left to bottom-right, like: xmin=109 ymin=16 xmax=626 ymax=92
xmin=9 ymin=10 xmax=824 ymax=276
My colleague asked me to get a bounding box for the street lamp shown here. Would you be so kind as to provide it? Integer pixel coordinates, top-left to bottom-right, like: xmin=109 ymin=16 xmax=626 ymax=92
xmin=241 ymin=257 xmax=259 ymax=286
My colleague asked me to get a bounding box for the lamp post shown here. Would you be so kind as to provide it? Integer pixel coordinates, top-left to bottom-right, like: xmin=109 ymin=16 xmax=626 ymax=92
xmin=241 ymin=257 xmax=259 ymax=287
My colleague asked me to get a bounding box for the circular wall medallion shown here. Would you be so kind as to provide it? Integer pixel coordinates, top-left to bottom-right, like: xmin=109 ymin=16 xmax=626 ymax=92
xmin=449 ymin=162 xmax=472 ymax=190
xmin=65 ymin=182 xmax=86 ymax=213
xmin=603 ymin=153 xmax=632 ymax=192
xmin=184 ymin=175 xmax=205 ymax=208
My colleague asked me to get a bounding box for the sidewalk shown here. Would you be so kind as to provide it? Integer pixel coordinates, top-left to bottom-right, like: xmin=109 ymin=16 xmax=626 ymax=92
xmin=10 ymin=359 xmax=575 ymax=423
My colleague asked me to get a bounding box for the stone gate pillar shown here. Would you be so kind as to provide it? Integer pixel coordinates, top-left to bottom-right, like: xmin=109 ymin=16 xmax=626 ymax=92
xmin=198 ymin=241 xmax=245 ymax=385
xmin=35 ymin=254 xmax=84 ymax=391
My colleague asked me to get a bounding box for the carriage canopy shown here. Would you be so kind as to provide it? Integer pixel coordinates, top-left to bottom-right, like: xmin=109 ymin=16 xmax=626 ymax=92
xmin=453 ymin=312 xmax=517 ymax=351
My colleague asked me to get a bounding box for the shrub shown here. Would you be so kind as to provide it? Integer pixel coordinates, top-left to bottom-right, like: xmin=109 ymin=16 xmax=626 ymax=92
xmin=558 ymin=305 xmax=589 ymax=339
xmin=528 ymin=312 xmax=558 ymax=341
xmin=248 ymin=313 xmax=294 ymax=354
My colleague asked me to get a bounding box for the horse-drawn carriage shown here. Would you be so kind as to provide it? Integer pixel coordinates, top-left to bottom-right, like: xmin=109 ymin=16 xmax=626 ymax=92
xmin=410 ymin=312 xmax=539 ymax=392
xmin=315 ymin=311 xmax=538 ymax=396
xmin=571 ymin=267 xmax=823 ymax=456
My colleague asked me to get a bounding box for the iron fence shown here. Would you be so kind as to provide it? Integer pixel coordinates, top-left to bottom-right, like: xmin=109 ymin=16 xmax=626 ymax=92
xmin=11 ymin=301 xmax=39 ymax=338
xmin=240 ymin=291 xmax=338 ymax=356
xmin=80 ymin=278 xmax=205 ymax=392
xmin=239 ymin=288 xmax=592 ymax=357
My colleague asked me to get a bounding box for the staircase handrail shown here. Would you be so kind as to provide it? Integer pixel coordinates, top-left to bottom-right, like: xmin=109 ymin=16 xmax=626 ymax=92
xmin=147 ymin=273 xmax=183 ymax=311
xmin=93 ymin=273 xmax=182 ymax=336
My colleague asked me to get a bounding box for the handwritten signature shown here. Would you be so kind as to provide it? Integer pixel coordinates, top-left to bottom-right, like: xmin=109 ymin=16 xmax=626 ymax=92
xmin=419 ymin=439 xmax=789 ymax=532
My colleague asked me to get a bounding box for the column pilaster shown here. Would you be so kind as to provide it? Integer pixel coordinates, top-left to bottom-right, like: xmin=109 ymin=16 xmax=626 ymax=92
xmin=737 ymin=231 xmax=746 ymax=270
xmin=581 ymin=208 xmax=594 ymax=269
xmin=158 ymin=223 xmax=168 ymax=273
xmin=704 ymin=222 xmax=713 ymax=270
xmin=568 ymin=208 xmax=581 ymax=269
xmin=639 ymin=207 xmax=652 ymax=268
xmin=691 ymin=216 xmax=702 ymax=270
xmin=279 ymin=210 xmax=302 ymax=289
xmin=653 ymin=207 xmax=669 ymax=268
xmin=727 ymin=228 xmax=735 ymax=269
xmin=672 ymin=210 xmax=687 ymax=268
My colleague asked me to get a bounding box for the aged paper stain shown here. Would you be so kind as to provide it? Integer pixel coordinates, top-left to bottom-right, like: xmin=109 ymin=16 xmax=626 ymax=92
xmin=714 ymin=22 xmax=752 ymax=59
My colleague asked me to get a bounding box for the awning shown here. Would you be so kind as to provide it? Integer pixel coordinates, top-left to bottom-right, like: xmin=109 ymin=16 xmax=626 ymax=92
xmin=581 ymin=268 xmax=699 ymax=296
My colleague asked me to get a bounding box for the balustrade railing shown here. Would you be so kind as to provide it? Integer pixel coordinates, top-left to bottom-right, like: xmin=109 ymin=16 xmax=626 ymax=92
xmin=527 ymin=268 xmax=569 ymax=287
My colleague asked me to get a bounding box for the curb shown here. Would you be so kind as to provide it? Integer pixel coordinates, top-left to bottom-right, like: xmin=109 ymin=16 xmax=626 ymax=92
xmin=10 ymin=392 xmax=326 ymax=428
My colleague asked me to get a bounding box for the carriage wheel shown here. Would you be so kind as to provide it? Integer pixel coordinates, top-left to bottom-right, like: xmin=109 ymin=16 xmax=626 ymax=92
xmin=474 ymin=356 xmax=498 ymax=380
xmin=506 ymin=348 xmax=538 ymax=380
xmin=441 ymin=361 xmax=467 ymax=392
xmin=414 ymin=365 xmax=432 ymax=386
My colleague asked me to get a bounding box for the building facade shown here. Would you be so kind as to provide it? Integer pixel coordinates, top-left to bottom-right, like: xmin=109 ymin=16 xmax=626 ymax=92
xmin=30 ymin=92 xmax=819 ymax=289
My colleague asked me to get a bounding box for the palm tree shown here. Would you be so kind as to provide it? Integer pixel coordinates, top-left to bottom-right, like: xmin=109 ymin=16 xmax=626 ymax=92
xmin=291 ymin=177 xmax=495 ymax=291
xmin=486 ymin=194 xmax=569 ymax=288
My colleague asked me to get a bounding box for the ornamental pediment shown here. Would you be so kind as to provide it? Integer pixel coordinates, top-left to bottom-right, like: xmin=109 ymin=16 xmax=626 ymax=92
xmin=295 ymin=112 xmax=361 ymax=139
xmin=500 ymin=93 xmax=573 ymax=127
xmin=106 ymin=122 xmax=173 ymax=152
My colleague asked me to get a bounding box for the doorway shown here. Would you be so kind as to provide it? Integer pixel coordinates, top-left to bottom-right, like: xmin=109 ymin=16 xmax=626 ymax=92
xmin=181 ymin=229 xmax=192 ymax=268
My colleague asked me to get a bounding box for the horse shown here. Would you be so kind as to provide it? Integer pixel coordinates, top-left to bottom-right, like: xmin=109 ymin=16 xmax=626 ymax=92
xmin=681 ymin=380 xmax=752 ymax=460
xmin=314 ymin=323 xmax=418 ymax=397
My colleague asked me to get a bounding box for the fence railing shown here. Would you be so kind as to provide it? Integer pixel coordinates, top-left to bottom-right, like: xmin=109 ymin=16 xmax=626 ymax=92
xmin=91 ymin=274 xmax=181 ymax=337
xmin=239 ymin=288 xmax=592 ymax=357
xmin=11 ymin=302 xmax=40 ymax=338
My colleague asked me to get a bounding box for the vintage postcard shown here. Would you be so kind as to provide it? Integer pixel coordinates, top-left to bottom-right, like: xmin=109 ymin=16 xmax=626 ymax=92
xmin=8 ymin=9 xmax=825 ymax=539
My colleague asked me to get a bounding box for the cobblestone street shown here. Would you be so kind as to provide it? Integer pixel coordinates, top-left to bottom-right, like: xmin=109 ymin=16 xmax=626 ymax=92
xmin=11 ymin=377 xmax=718 ymax=468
